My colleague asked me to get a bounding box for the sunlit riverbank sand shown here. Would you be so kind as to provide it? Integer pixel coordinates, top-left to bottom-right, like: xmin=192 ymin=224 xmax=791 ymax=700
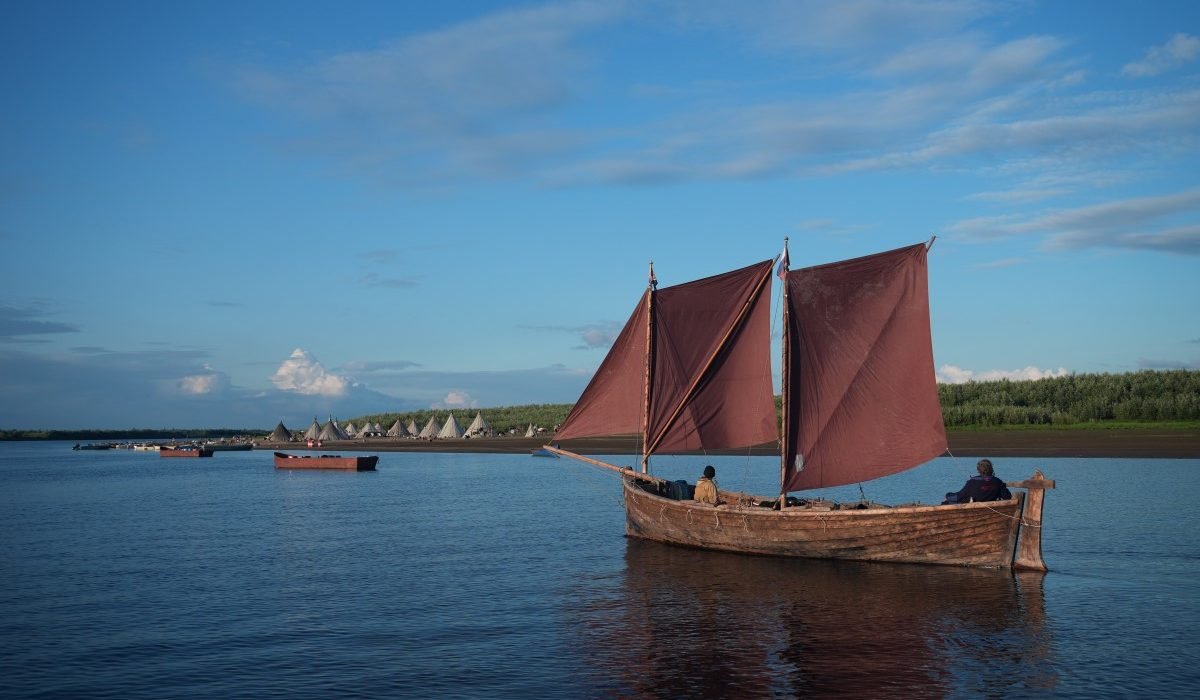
xmin=260 ymin=429 xmax=1200 ymax=458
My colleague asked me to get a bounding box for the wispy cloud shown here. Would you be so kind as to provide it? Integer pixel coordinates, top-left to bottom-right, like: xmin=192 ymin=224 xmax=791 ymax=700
xmin=341 ymin=359 xmax=421 ymax=373
xmin=949 ymin=188 xmax=1200 ymax=255
xmin=358 ymin=249 xmax=399 ymax=264
xmin=1122 ymin=33 xmax=1200 ymax=78
xmin=358 ymin=272 xmax=418 ymax=288
xmin=972 ymin=257 xmax=1028 ymax=269
xmin=522 ymin=321 xmax=624 ymax=349
xmin=228 ymin=0 xmax=1198 ymax=207
xmin=1138 ymin=358 xmax=1200 ymax=370
xmin=966 ymin=187 xmax=1071 ymax=203
xmin=0 ymin=304 xmax=79 ymax=342
xmin=233 ymin=1 xmax=626 ymax=185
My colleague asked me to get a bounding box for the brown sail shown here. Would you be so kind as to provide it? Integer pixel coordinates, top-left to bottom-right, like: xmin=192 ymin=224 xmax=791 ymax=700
xmin=646 ymin=260 xmax=777 ymax=454
xmin=554 ymin=291 xmax=648 ymax=442
xmin=556 ymin=260 xmax=778 ymax=456
xmin=783 ymin=243 xmax=946 ymax=492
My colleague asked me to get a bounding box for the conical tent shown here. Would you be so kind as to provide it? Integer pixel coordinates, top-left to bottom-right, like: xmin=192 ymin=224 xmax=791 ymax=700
xmin=406 ymin=419 xmax=419 ymax=436
xmin=372 ymin=422 xmax=384 ymax=433
xmin=465 ymin=412 xmax=492 ymax=437
xmin=524 ymin=423 xmax=536 ymax=438
xmin=269 ymin=421 xmax=293 ymax=442
xmin=419 ymin=416 xmax=440 ymax=439
xmin=439 ymin=414 xmax=465 ymax=439
xmin=387 ymin=419 xmax=406 ymax=437
xmin=304 ymin=418 xmax=322 ymax=440
xmin=318 ymin=419 xmax=349 ymax=441
xmin=344 ymin=422 xmax=358 ymax=437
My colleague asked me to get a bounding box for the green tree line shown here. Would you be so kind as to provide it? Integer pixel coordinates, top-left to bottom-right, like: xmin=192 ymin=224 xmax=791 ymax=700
xmin=361 ymin=370 xmax=1200 ymax=431
xmin=3 ymin=370 xmax=1197 ymax=440
xmin=936 ymin=369 xmax=1200 ymax=427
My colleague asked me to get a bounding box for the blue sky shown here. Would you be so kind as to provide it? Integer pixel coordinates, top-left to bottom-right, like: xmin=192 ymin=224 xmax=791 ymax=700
xmin=2 ymin=0 xmax=1198 ymax=429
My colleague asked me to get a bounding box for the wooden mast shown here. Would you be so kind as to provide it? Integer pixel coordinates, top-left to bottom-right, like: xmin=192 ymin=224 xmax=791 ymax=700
xmin=641 ymin=261 xmax=656 ymax=474
xmin=778 ymin=237 xmax=790 ymax=509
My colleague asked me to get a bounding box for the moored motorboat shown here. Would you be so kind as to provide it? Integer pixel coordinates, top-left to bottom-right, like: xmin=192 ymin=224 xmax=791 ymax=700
xmin=159 ymin=445 xmax=214 ymax=458
xmin=273 ymin=452 xmax=378 ymax=471
xmin=204 ymin=442 xmax=253 ymax=451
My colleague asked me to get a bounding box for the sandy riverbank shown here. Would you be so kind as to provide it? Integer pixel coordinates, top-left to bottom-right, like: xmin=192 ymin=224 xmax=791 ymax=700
xmin=260 ymin=429 xmax=1200 ymax=459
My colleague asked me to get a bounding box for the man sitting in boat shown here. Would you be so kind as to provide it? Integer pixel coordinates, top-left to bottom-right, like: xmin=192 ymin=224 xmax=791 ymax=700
xmin=943 ymin=459 xmax=1012 ymax=504
xmin=694 ymin=465 xmax=719 ymax=505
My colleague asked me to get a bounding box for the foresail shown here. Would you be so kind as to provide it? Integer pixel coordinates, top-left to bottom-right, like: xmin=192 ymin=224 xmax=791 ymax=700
xmin=647 ymin=260 xmax=777 ymax=454
xmin=555 ymin=259 xmax=779 ymax=455
xmin=553 ymin=291 xmax=648 ymax=441
xmin=783 ymin=243 xmax=946 ymax=491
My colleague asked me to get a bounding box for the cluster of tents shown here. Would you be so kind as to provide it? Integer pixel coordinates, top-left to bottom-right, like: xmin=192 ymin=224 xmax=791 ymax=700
xmin=267 ymin=413 xmax=546 ymax=443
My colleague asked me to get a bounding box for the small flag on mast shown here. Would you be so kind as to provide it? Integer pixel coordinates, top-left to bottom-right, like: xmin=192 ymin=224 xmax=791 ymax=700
xmin=775 ymin=241 xmax=789 ymax=279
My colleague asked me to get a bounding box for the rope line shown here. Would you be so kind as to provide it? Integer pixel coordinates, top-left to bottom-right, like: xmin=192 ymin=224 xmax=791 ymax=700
xmin=981 ymin=503 xmax=1042 ymax=527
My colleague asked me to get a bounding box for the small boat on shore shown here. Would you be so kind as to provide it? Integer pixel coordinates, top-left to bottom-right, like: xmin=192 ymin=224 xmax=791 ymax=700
xmin=273 ymin=452 xmax=378 ymax=471
xmin=132 ymin=443 xmax=161 ymax=451
xmin=159 ymin=445 xmax=214 ymax=458
xmin=73 ymin=443 xmax=112 ymax=451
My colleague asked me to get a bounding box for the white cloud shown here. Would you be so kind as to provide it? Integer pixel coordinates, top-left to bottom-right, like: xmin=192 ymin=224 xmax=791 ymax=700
xmin=271 ymin=348 xmax=350 ymax=397
xmin=178 ymin=366 xmax=230 ymax=395
xmin=937 ymin=364 xmax=1070 ymax=383
xmin=1122 ymin=33 xmax=1200 ymax=78
xmin=436 ymin=390 xmax=478 ymax=409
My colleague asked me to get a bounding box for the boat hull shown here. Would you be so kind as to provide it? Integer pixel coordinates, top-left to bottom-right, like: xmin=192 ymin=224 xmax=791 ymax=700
xmin=623 ymin=480 xmax=1026 ymax=568
xmin=273 ymin=452 xmax=378 ymax=471
xmin=159 ymin=446 xmax=214 ymax=458
xmin=205 ymin=443 xmax=253 ymax=451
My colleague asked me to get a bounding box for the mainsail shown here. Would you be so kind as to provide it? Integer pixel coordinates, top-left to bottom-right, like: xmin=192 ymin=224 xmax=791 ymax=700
xmin=782 ymin=243 xmax=946 ymax=491
xmin=556 ymin=260 xmax=778 ymax=457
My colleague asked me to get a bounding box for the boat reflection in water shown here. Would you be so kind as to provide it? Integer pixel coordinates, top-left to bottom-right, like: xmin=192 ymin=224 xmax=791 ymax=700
xmin=570 ymin=539 xmax=1055 ymax=698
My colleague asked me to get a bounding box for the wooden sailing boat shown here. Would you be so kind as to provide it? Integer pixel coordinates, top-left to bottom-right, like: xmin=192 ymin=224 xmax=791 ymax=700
xmin=545 ymin=241 xmax=1054 ymax=569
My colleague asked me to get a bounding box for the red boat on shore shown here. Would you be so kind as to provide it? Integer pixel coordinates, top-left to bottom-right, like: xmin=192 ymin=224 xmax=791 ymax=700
xmin=160 ymin=445 xmax=214 ymax=458
xmin=273 ymin=452 xmax=378 ymax=471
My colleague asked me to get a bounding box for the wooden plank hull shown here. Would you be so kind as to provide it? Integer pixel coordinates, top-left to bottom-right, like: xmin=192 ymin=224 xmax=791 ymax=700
xmin=623 ymin=480 xmax=1026 ymax=568
xmin=273 ymin=452 xmax=378 ymax=471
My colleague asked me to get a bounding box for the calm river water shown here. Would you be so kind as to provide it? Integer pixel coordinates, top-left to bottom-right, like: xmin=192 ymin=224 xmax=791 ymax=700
xmin=1 ymin=441 xmax=1196 ymax=698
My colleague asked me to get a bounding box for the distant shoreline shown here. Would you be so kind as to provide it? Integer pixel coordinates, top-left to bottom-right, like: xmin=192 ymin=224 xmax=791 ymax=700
xmin=259 ymin=429 xmax=1200 ymax=459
